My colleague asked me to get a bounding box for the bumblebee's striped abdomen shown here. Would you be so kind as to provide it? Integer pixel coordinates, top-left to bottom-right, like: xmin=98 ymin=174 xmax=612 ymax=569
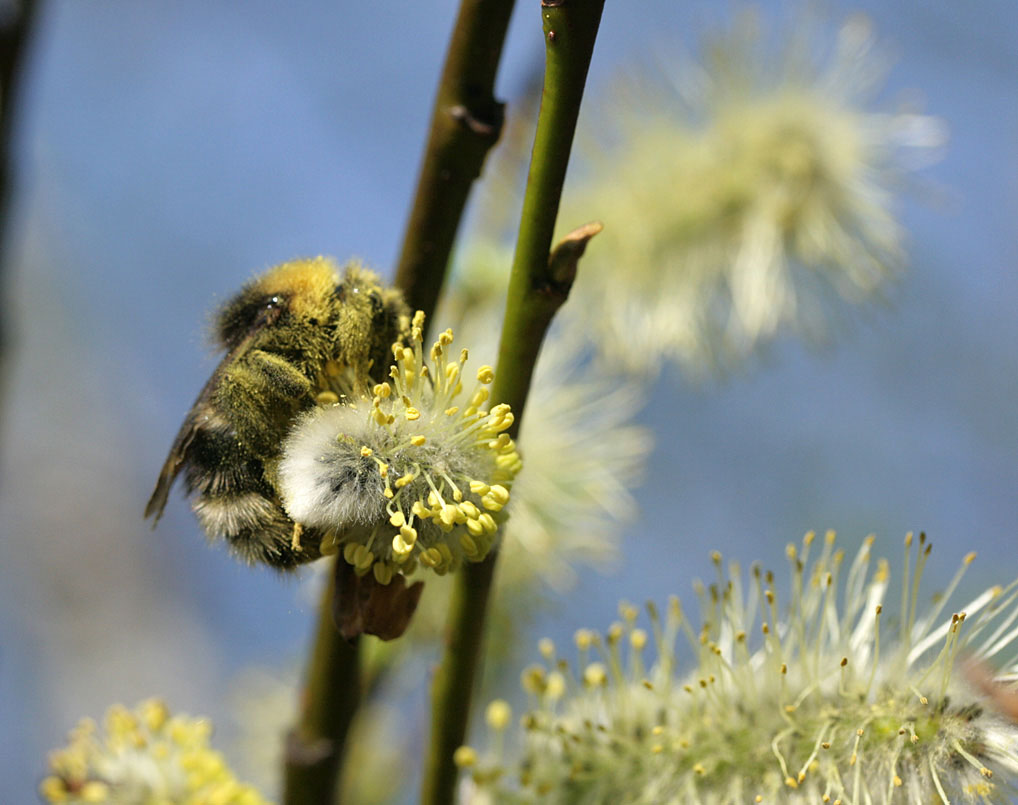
xmin=193 ymin=489 xmax=323 ymax=568
xmin=181 ymin=414 xmax=268 ymax=498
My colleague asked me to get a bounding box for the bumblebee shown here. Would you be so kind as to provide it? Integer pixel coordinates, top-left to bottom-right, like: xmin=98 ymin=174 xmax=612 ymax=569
xmin=146 ymin=257 xmax=409 ymax=569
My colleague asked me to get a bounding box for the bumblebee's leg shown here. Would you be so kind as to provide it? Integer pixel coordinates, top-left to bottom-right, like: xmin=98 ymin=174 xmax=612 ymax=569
xmin=216 ymin=349 xmax=313 ymax=457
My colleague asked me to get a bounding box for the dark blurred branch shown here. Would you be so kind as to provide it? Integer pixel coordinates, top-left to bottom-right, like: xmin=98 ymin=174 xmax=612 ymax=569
xmin=421 ymin=3 xmax=606 ymax=803
xmin=393 ymin=0 xmax=516 ymax=319
xmin=283 ymin=560 xmax=361 ymax=805
xmin=0 ymin=0 xmax=40 ymax=395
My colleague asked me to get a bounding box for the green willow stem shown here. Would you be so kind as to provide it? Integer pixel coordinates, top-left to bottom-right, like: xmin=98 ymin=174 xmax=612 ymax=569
xmin=394 ymin=0 xmax=516 ymax=323
xmin=282 ymin=560 xmax=361 ymax=805
xmin=421 ymin=3 xmax=606 ymax=803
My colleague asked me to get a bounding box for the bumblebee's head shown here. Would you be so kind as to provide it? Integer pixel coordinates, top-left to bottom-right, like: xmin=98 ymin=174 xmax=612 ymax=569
xmin=333 ymin=263 xmax=410 ymax=379
xmin=214 ymin=257 xmax=340 ymax=350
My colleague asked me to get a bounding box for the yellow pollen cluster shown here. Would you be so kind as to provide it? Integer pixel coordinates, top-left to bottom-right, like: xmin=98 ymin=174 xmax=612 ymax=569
xmin=40 ymin=699 xmax=268 ymax=804
xmin=331 ymin=311 xmax=521 ymax=582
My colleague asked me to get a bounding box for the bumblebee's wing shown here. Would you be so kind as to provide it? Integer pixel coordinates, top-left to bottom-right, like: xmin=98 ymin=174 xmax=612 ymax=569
xmin=144 ymin=367 xmax=226 ymax=523
xmin=144 ymin=320 xmax=271 ymax=524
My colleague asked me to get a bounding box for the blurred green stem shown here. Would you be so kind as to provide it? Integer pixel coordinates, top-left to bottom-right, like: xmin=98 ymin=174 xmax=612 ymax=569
xmin=421 ymin=3 xmax=606 ymax=803
xmin=282 ymin=560 xmax=360 ymax=805
xmin=394 ymin=0 xmax=516 ymax=322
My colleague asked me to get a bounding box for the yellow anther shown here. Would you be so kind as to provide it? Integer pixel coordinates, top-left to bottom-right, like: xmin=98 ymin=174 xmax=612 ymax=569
xmin=459 ymin=533 xmax=479 ymax=556
xmin=470 ymin=388 xmax=490 ymax=408
xmin=354 ymin=547 xmax=374 ymax=570
xmin=444 ymin=406 xmax=459 ymax=416
xmin=316 ymin=390 xmax=339 ymax=405
xmin=404 ymin=407 xmax=421 ymax=421
xmin=583 ymin=663 xmax=607 ymax=687
xmin=490 ymin=411 xmax=514 ymax=431
xmin=79 ymin=782 xmax=109 ymax=803
xmin=373 ymin=382 xmax=391 ymax=398
xmin=486 ymin=700 xmax=511 ymax=730
xmin=476 ymin=365 xmax=495 ymax=384
xmin=488 ymin=484 xmax=510 ymax=504
xmin=411 ymin=435 xmax=426 ymax=446
xmin=392 ymin=534 xmax=414 ymax=556
xmin=360 ymin=446 xmax=373 ymax=457
xmin=545 ymin=671 xmax=565 ymax=700
xmin=495 ymin=451 xmax=520 ymax=469
xmin=488 ymin=433 xmax=511 ymax=450
xmin=631 ymin=629 xmax=648 ymax=650
xmin=481 ymin=495 xmax=503 ymax=512
xmin=453 ymin=746 xmax=477 ymax=768
xmin=372 ymin=562 xmax=392 ymax=585
xmin=141 ymin=698 xmax=169 ymax=731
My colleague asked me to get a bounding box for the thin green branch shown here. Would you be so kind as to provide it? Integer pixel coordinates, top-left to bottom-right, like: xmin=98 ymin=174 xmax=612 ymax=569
xmin=493 ymin=1 xmax=605 ymax=418
xmin=283 ymin=559 xmax=361 ymax=805
xmin=421 ymin=4 xmax=606 ymax=803
xmin=394 ymin=0 xmax=516 ymax=320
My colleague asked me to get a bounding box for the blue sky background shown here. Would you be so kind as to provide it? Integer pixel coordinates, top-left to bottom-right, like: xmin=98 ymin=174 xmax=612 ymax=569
xmin=0 ymin=1 xmax=1015 ymax=800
